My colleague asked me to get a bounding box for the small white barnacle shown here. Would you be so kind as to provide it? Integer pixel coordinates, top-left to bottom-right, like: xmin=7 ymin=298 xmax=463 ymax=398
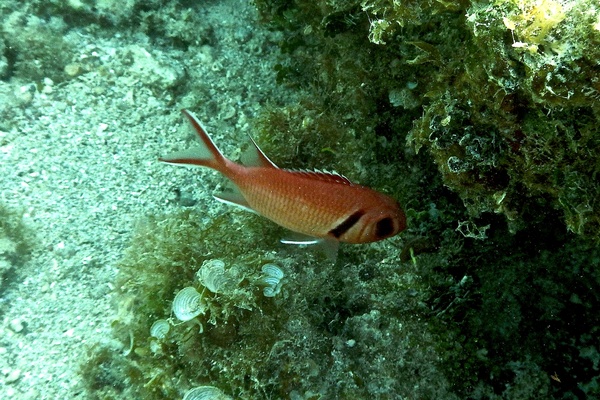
xmin=172 ymin=287 xmax=206 ymax=322
xmin=198 ymin=259 xmax=235 ymax=293
xmin=182 ymin=385 xmax=232 ymax=400
xmin=150 ymin=319 xmax=170 ymax=339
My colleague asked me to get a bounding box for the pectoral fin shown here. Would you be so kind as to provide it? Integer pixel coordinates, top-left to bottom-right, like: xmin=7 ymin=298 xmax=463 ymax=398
xmin=280 ymin=234 xmax=339 ymax=262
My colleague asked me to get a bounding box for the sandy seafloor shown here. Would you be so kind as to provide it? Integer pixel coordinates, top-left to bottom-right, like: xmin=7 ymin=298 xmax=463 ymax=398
xmin=0 ymin=1 xmax=285 ymax=398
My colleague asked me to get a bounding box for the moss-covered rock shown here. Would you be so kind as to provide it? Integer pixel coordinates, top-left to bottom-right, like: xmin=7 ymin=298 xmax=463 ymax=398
xmin=254 ymin=0 xmax=600 ymax=239
xmin=0 ymin=203 xmax=34 ymax=291
xmin=76 ymin=0 xmax=600 ymax=398
xmin=82 ymin=208 xmax=453 ymax=399
xmin=406 ymin=0 xmax=600 ymax=238
xmin=250 ymin=1 xmax=600 ymax=398
xmin=1 ymin=12 xmax=74 ymax=82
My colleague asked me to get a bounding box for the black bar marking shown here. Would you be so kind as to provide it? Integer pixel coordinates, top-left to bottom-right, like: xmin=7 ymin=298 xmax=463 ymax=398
xmin=329 ymin=210 xmax=365 ymax=238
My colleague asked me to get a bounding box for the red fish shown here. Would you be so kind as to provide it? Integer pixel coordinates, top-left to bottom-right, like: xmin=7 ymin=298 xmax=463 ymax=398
xmin=160 ymin=109 xmax=406 ymax=257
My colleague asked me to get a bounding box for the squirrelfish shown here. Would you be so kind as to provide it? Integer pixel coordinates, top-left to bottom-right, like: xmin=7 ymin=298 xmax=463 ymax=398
xmin=160 ymin=109 xmax=406 ymax=257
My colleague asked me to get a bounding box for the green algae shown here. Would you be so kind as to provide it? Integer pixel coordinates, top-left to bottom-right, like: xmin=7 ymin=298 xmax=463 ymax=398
xmin=1 ymin=13 xmax=74 ymax=82
xmin=0 ymin=203 xmax=34 ymax=290
xmin=250 ymin=0 xmax=600 ymax=397
xmin=82 ymin=209 xmax=451 ymax=399
xmin=255 ymin=0 xmax=600 ymax=240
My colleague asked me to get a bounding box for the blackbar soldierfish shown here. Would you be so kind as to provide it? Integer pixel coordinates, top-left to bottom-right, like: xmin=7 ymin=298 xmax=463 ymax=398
xmin=160 ymin=109 xmax=406 ymax=259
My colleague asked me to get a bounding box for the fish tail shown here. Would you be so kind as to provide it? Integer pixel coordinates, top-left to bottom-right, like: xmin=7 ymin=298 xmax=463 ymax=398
xmin=159 ymin=109 xmax=228 ymax=173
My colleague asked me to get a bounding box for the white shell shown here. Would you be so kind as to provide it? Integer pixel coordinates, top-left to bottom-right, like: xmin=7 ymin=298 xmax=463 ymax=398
xmin=261 ymin=263 xmax=284 ymax=280
xmin=150 ymin=319 xmax=170 ymax=339
xmin=262 ymin=276 xmax=281 ymax=287
xmin=182 ymin=386 xmax=232 ymax=400
xmin=172 ymin=287 xmax=205 ymax=322
xmin=263 ymin=286 xmax=280 ymax=298
xmin=198 ymin=259 xmax=234 ymax=293
xmin=259 ymin=263 xmax=284 ymax=297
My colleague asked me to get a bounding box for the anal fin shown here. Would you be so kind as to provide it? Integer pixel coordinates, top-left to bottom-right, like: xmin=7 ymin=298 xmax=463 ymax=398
xmin=213 ymin=182 xmax=257 ymax=214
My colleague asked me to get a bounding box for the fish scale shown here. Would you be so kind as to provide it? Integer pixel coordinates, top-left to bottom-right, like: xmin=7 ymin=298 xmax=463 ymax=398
xmin=234 ymin=169 xmax=358 ymax=236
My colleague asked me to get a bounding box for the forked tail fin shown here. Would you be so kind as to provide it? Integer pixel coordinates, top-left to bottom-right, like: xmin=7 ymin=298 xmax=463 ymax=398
xmin=159 ymin=109 xmax=227 ymax=173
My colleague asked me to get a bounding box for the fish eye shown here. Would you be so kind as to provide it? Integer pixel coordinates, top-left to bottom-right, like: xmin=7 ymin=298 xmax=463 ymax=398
xmin=375 ymin=217 xmax=395 ymax=238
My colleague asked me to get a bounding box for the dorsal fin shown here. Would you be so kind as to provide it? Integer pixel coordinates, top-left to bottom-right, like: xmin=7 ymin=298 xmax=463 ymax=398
xmin=241 ymin=135 xmax=278 ymax=168
xmin=285 ymin=169 xmax=353 ymax=185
